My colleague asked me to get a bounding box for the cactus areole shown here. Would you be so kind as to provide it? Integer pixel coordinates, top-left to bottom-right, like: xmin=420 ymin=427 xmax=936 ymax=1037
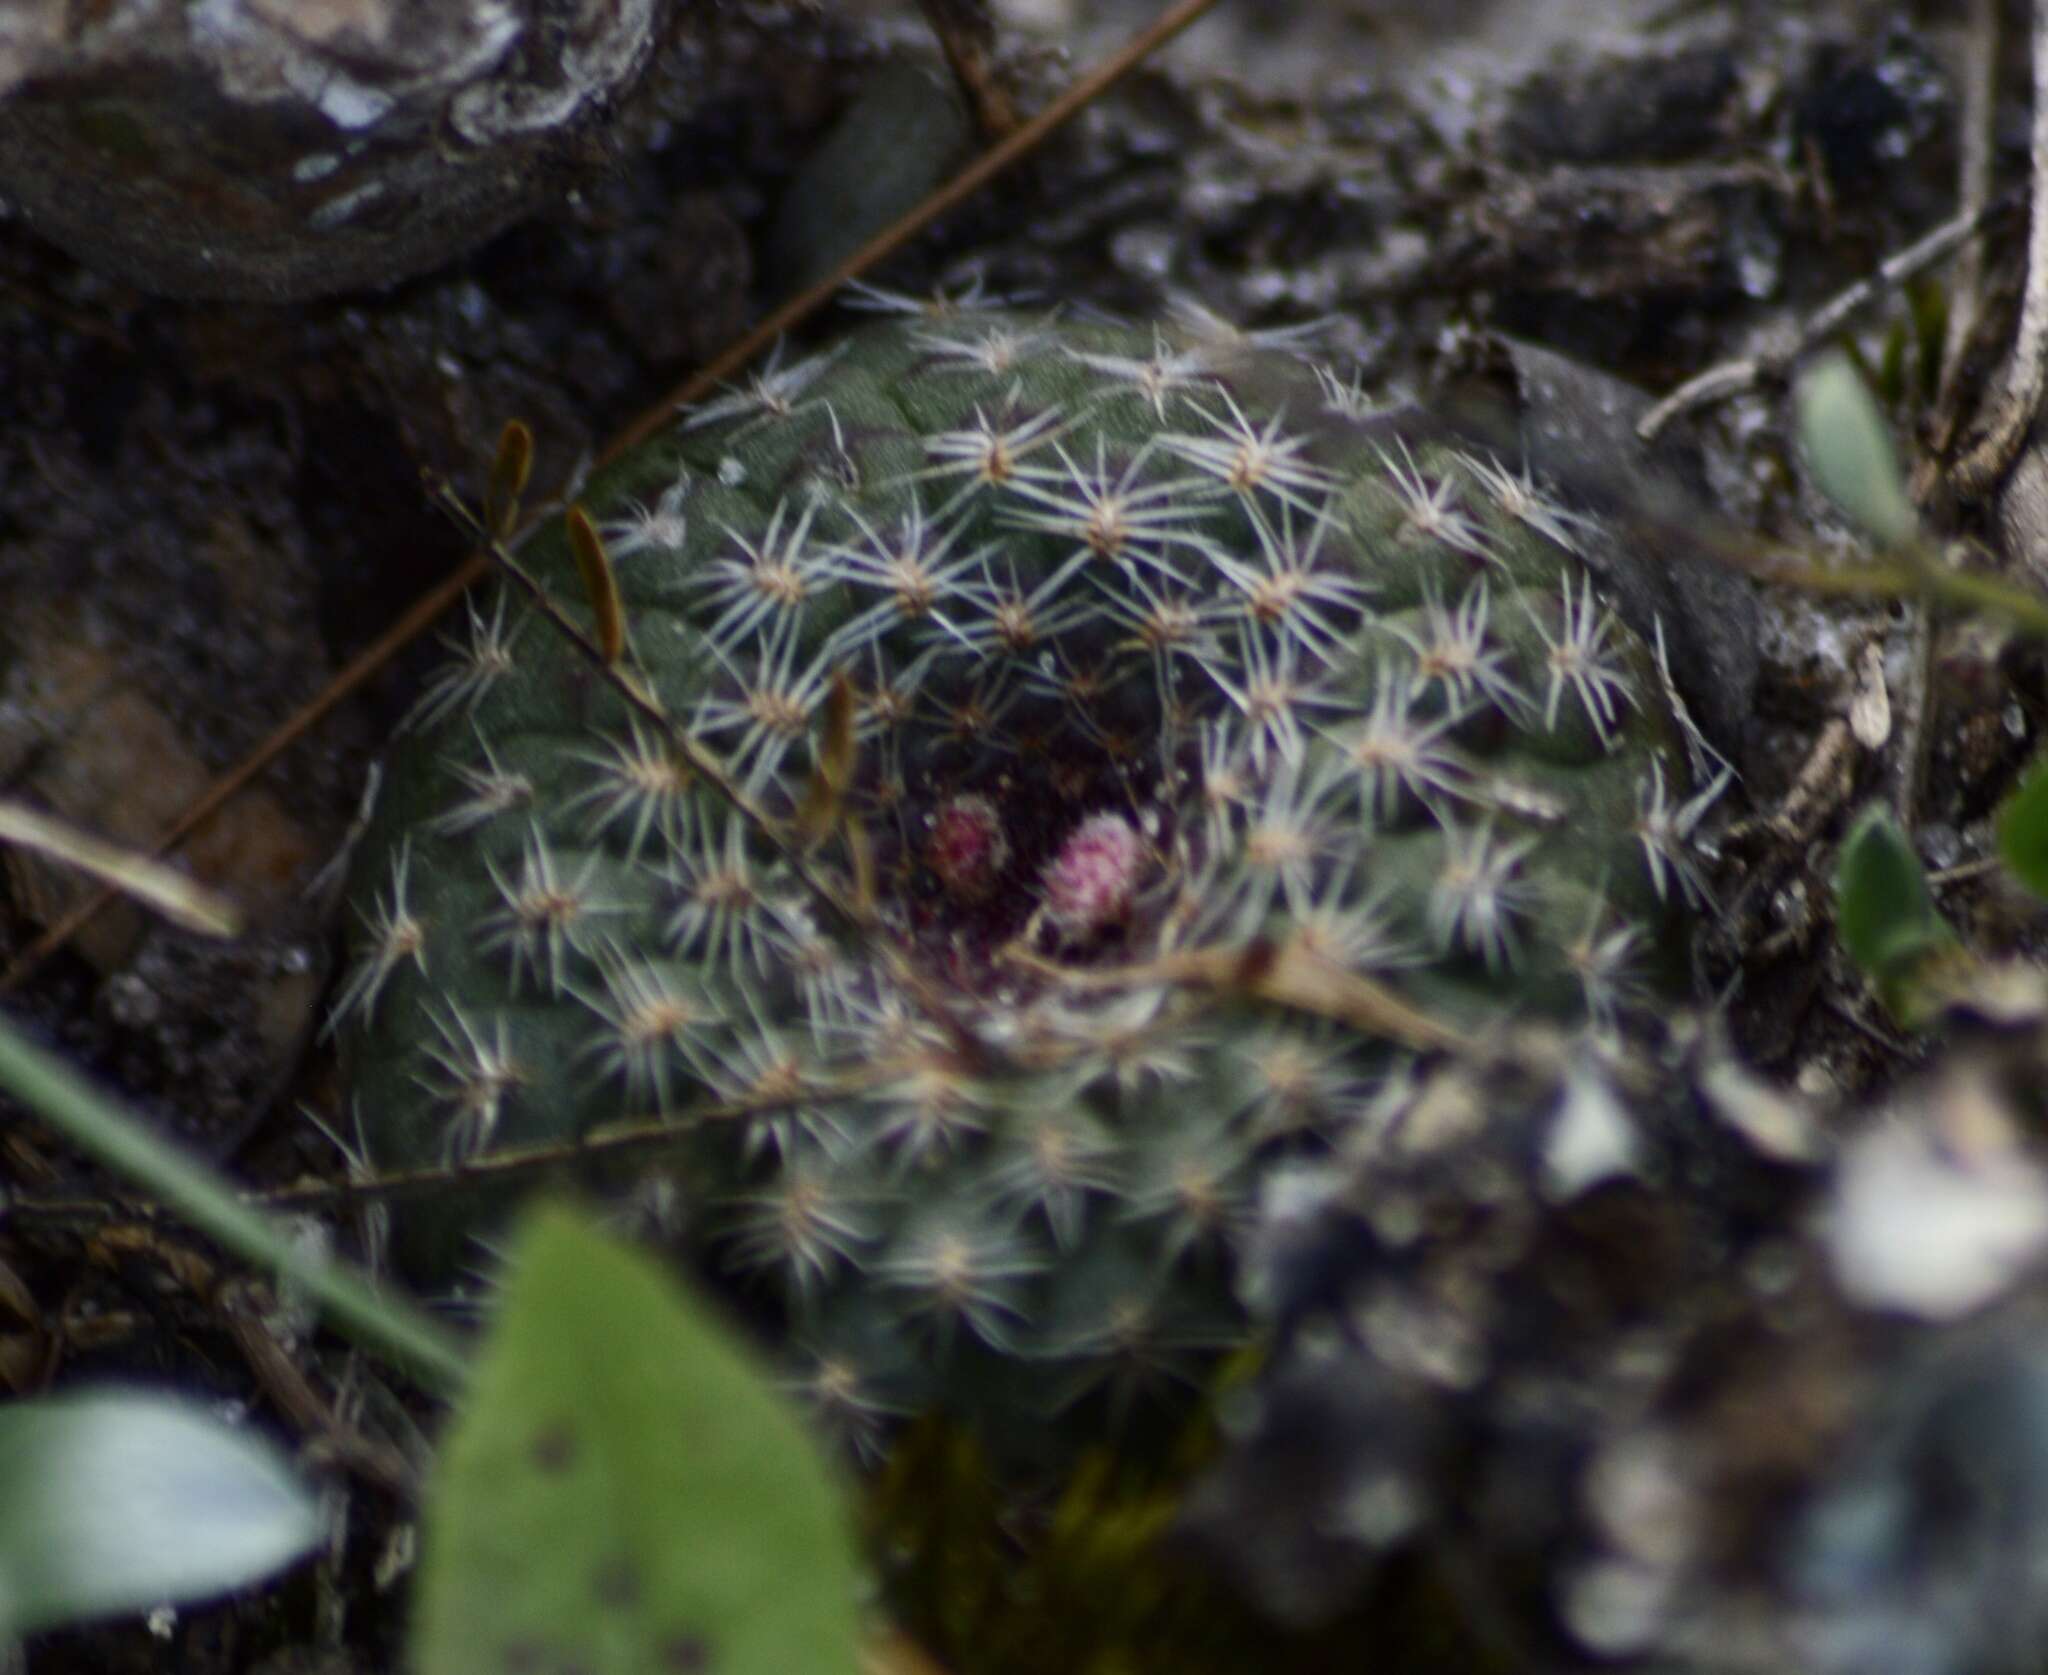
xmin=339 ymin=303 xmax=1700 ymax=1466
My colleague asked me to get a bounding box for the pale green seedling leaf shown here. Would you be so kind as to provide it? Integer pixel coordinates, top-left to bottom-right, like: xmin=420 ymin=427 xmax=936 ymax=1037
xmin=1833 ymin=801 xmax=1962 ymax=1024
xmin=413 ymin=1202 xmax=863 ymax=1675
xmin=1795 ymin=352 xmax=1919 ymax=548
xmin=0 ymin=1391 xmax=319 ymax=1637
xmin=1997 ymin=755 xmax=2048 ymax=902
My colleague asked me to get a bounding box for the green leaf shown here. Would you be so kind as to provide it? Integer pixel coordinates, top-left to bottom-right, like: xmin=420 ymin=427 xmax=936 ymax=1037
xmin=0 ymin=1391 xmax=320 ymax=1637
xmin=1997 ymin=755 xmax=2048 ymax=901
xmin=413 ymin=1203 xmax=863 ymax=1675
xmin=1794 ymin=351 xmax=1919 ymax=548
xmin=1909 ymin=279 xmax=1949 ymax=405
xmin=1833 ymin=801 xmax=1961 ymax=1023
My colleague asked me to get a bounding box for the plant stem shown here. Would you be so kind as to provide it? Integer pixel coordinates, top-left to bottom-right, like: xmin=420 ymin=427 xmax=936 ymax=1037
xmin=1756 ymin=550 xmax=2048 ymax=638
xmin=0 ymin=1012 xmax=468 ymax=1393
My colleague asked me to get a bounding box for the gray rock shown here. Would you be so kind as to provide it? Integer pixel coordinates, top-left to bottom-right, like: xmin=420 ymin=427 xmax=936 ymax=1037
xmin=0 ymin=0 xmax=674 ymax=299
xmin=1445 ymin=333 xmax=1765 ymax=758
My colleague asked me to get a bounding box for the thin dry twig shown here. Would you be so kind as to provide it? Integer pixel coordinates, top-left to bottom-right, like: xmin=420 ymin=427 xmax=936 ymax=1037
xmin=1930 ymin=0 xmax=2000 ymax=447
xmin=219 ymin=1278 xmax=423 ymax=1500
xmin=0 ymin=0 xmax=1225 ymax=994
xmin=1724 ymin=716 xmax=1859 ymax=853
xmin=604 ymin=0 xmax=1223 ymax=463
xmin=1885 ymin=592 xmax=1933 ymax=828
xmin=1004 ymin=936 xmax=1472 ymax=1055
xmin=1636 ymin=189 xmax=2024 ymax=444
xmin=7 ymin=919 xmax=1421 ymax=1218
xmin=1889 ymin=0 xmax=2002 ymax=826
xmin=1949 ymin=0 xmax=2048 ymax=495
xmin=915 ymin=0 xmax=1021 ymax=139
xmin=1 ymin=1081 xmax=852 ymax=1221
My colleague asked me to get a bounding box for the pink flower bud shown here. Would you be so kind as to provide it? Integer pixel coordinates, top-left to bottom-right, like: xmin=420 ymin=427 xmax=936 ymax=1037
xmin=926 ymin=794 xmax=1009 ymax=901
xmin=1041 ymin=812 xmax=1145 ymax=937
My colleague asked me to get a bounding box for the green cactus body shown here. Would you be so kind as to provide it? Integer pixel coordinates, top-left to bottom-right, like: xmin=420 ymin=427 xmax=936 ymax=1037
xmin=339 ymin=303 xmax=1697 ymax=1472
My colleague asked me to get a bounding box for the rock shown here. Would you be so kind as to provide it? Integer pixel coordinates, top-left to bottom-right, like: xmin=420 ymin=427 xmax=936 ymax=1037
xmin=0 ymin=0 xmax=674 ymax=300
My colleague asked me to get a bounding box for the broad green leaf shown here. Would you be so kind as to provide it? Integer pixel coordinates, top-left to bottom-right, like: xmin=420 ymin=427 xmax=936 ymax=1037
xmin=1795 ymin=352 xmax=1918 ymax=548
xmin=1833 ymin=801 xmax=1962 ymax=1024
xmin=1997 ymin=755 xmax=2048 ymax=902
xmin=413 ymin=1203 xmax=863 ymax=1675
xmin=0 ymin=1391 xmax=319 ymax=1637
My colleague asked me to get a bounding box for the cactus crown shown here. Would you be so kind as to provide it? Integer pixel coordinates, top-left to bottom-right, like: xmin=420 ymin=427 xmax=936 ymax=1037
xmin=339 ymin=300 xmax=1695 ymax=1464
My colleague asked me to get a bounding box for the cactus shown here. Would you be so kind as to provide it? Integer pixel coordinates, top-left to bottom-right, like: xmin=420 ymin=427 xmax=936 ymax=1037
xmin=337 ymin=300 xmax=1702 ymax=1473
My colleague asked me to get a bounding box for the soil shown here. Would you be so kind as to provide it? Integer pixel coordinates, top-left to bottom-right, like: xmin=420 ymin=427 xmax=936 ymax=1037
xmin=0 ymin=1 xmax=2036 ymax=1670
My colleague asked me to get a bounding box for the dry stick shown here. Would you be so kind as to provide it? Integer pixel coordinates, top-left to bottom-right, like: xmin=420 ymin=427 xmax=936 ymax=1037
xmin=1891 ymin=0 xmax=1999 ymax=827
xmin=1930 ymin=0 xmax=2000 ymax=450
xmin=6 ymin=921 xmax=1369 ymax=1218
xmin=1930 ymin=855 xmax=2005 ymax=887
xmin=269 ymin=1063 xmax=918 ymax=1215
xmin=0 ymin=0 xmax=1224 ymax=997
xmin=1004 ymin=937 xmax=1472 ymax=1056
xmin=915 ymin=0 xmax=1021 ymax=140
xmin=1636 ymin=188 xmax=2025 ymax=445
xmin=1886 ymin=597 xmax=1935 ymax=828
xmin=282 ymin=946 xmax=1462 ymax=1205
xmin=1952 ymin=0 xmax=2048 ymax=496
xmin=3 ymin=1113 xmax=822 ymax=1224
xmin=218 ymin=1278 xmax=424 ymax=1499
xmin=602 ymin=0 xmax=1222 ymax=463
xmin=0 ymin=1061 xmax=902 ymax=1223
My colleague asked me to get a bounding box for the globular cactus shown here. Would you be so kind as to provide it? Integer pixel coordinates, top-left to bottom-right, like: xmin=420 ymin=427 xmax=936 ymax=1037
xmin=336 ymin=299 xmax=1704 ymax=1470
